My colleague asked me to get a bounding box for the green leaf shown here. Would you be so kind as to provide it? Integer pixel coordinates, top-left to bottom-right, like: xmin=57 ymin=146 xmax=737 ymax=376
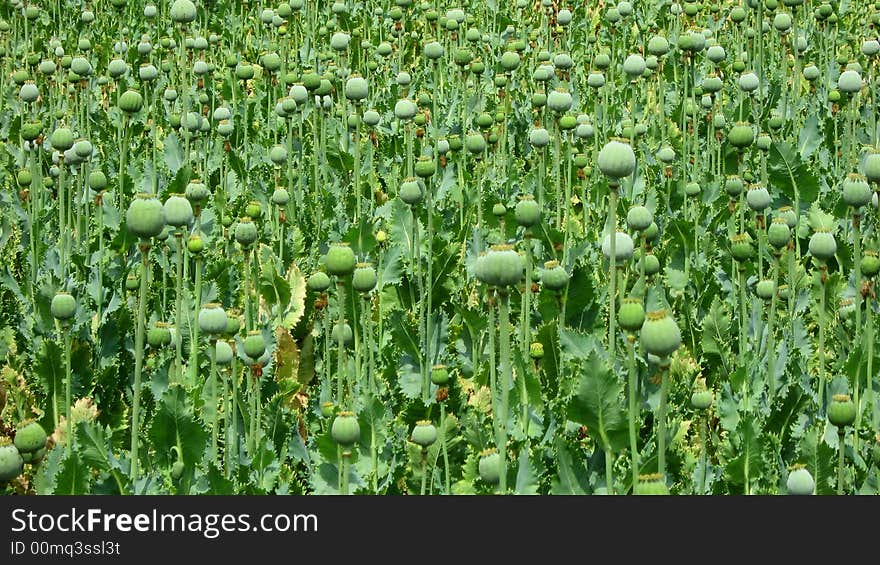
xmin=722 ymin=418 xmax=765 ymax=491
xmin=798 ymin=115 xmax=822 ymax=160
xmin=558 ymin=328 xmax=597 ymax=360
xmin=769 ymin=141 xmax=820 ymax=205
xmin=551 ymin=438 xmax=589 ymax=494
xmin=514 ymin=447 xmax=539 ymax=494
xmin=664 ymin=266 xmax=688 ymax=293
xmin=34 ymin=340 xmax=64 ymax=429
xmin=566 ymin=351 xmax=629 ymax=453
xmin=798 ymin=426 xmax=837 ymax=495
xmin=148 ymin=385 xmax=209 ymax=468
xmin=55 ymin=451 xmax=90 ymax=495
xmin=701 ymin=295 xmax=731 ymax=358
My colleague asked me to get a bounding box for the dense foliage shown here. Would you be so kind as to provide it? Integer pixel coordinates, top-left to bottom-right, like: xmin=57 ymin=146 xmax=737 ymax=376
xmin=2 ymin=0 xmax=880 ymax=495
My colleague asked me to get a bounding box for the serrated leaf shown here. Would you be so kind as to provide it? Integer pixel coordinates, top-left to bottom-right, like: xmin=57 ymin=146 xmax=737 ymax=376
xmin=701 ymin=295 xmax=731 ymax=358
xmin=799 ymin=426 xmax=837 ymax=495
xmin=55 ymin=451 xmax=90 ymax=495
xmin=551 ymin=438 xmax=589 ymax=494
xmin=558 ymin=328 xmax=597 ymax=360
xmin=148 ymin=386 xmax=208 ymax=468
xmin=722 ymin=418 xmax=765 ymax=491
xmin=514 ymin=448 xmax=539 ymax=495
xmin=769 ymin=141 xmax=820 ymax=205
xmin=566 ymin=351 xmax=629 ymax=453
xmin=664 ymin=266 xmax=688 ymax=292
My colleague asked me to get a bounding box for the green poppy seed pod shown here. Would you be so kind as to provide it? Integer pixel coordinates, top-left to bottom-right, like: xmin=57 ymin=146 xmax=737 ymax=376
xmin=51 ymin=291 xmax=75 ymax=321
xmin=271 ymin=188 xmax=290 ymax=206
xmin=598 ymin=139 xmax=636 ymax=180
xmin=618 ymin=297 xmax=646 ymax=332
xmin=0 ymin=444 xmax=23 ymax=482
xmin=479 ymin=245 xmax=523 ymax=287
xmin=685 ymin=181 xmax=701 ymax=197
xmin=244 ymin=330 xmax=266 ymax=359
xmin=424 ymin=41 xmax=444 ymax=60
xmin=861 ymin=250 xmax=880 ymax=277
xmin=394 ymin=98 xmax=418 ymax=121
xmin=21 ymin=120 xmax=42 ymax=142
xmin=187 ymin=233 xmax=204 ymax=254
xmin=332 ymin=323 xmax=354 ymax=346
xmin=529 ymin=127 xmax=550 ymax=148
xmin=641 ymin=309 xmax=682 ymax=358
xmin=778 ymin=206 xmax=798 ymax=228
xmin=234 ymin=217 xmax=259 ymax=247
xmin=126 ymin=193 xmax=165 ymax=239
xmin=163 ymin=194 xmax=193 ymax=228
xmin=738 ymin=71 xmax=759 ymax=92
xmin=838 ymin=70 xmax=862 ymax=93
xmin=224 ymin=312 xmax=241 ymax=337
xmin=170 ymin=0 xmax=197 ymax=23
xmin=352 ymin=263 xmax=377 ymax=293
xmin=307 ymin=271 xmax=332 ymax=292
xmin=214 ymin=340 xmax=234 ymax=365
xmin=862 ymin=150 xmax=880 ymax=183
xmin=331 ymin=412 xmax=360 ymax=447
xmin=540 ymin=260 xmax=569 ymax=291
xmin=19 ymin=81 xmax=38 ymax=103
xmin=828 ymin=394 xmax=856 ymax=428
xmin=803 ymin=64 xmax=820 ymax=81
xmin=529 ymin=342 xmax=544 ymax=359
xmin=500 ymin=51 xmax=520 ymax=72
xmin=656 ymin=145 xmax=676 ymax=164
xmin=411 ymin=421 xmax=438 ymax=447
xmin=602 ymin=231 xmax=635 ymax=262
xmin=16 ymin=170 xmax=32 ymax=188
xmin=245 ymin=200 xmax=263 ymax=220
xmin=492 ymin=203 xmax=507 ymax=217
xmin=184 ymin=180 xmax=209 ymax=205
xmin=728 ymin=122 xmax=754 ymax=148
xmin=623 ymin=54 xmax=646 ymax=78
xmin=863 ymin=39 xmax=880 ymax=57
xmin=808 ymin=229 xmax=837 ymax=262
xmin=587 ymin=71 xmax=606 ymax=89
xmin=730 ymin=233 xmax=755 ymax=262
xmin=627 ymin=206 xmax=653 ymax=232
xmin=126 ymin=271 xmax=140 ymax=292
xmin=399 ymin=177 xmax=424 ymax=205
xmin=647 ymin=35 xmax=669 ymax=56
xmin=707 ymin=44 xmax=726 ymax=63
xmin=756 ymin=279 xmax=775 ymax=300
xmin=320 ymin=401 xmax=335 ymax=419
xmin=515 ymin=195 xmax=542 ymax=228
xmin=344 ymin=75 xmax=368 ymax=102
xmin=756 ymin=133 xmax=772 ymax=151
xmin=465 ymin=133 xmax=487 ymax=155
xmin=768 ymin=218 xmax=791 ymax=250
xmin=325 ymin=243 xmax=356 ymax=276
xmin=478 ymin=449 xmax=502 ymax=485
xmin=724 ymin=175 xmax=744 ymax=197
xmin=73 ymin=139 xmax=93 ymax=159
xmin=842 ymin=173 xmax=872 ymax=208
xmin=414 ymin=156 xmax=436 ymax=178
xmin=362 ymin=110 xmax=380 ymax=127
xmin=269 ymin=144 xmax=288 ymax=166
xmin=330 ymin=31 xmax=351 ymax=51
xmin=14 ymin=421 xmax=47 ymax=454
xmin=70 ymin=56 xmax=92 ymax=77
xmin=546 ymin=89 xmax=573 ymax=113
xmin=746 ymin=184 xmax=772 ymax=212
xmin=634 ymin=474 xmax=669 ymax=495
xmin=118 ymin=90 xmax=143 ymax=114
xmin=558 ymin=115 xmax=578 ymax=131
xmin=690 ymin=389 xmax=713 ymax=411
xmin=198 ymin=303 xmax=228 ymax=335
xmin=147 ymin=322 xmax=172 ymax=348
xmin=786 ymin=465 xmax=815 ymax=495
xmin=235 ymin=62 xmax=254 ymax=81
xmin=51 ymin=127 xmax=75 ymax=151
xmin=431 ymin=364 xmax=451 ymax=385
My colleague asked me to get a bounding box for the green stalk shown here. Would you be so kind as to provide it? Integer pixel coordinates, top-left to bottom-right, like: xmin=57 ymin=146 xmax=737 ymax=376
xmin=440 ymin=400 xmax=450 ymax=495
xmin=420 ymin=450 xmax=428 ymax=496
xmin=699 ymin=413 xmax=708 ymax=494
xmin=608 ymin=183 xmax=619 ymax=358
xmin=837 ymin=430 xmax=846 ymax=495
xmin=341 ymin=451 xmax=351 ymax=495
xmin=626 ymin=335 xmax=639 ymax=492
xmin=766 ymin=255 xmax=780 ymax=401
xmin=189 ymin=253 xmax=203 ymax=385
xmin=522 ymin=233 xmax=532 ymax=346
xmin=130 ymin=242 xmax=151 ymax=489
xmin=210 ymin=337 xmax=218 ymax=468
xmin=870 ymin=285 xmax=878 ymax=431
xmin=658 ymin=362 xmax=669 ymax=479
xmin=498 ymin=290 xmax=512 ymax=494
xmin=336 ymin=280 xmax=347 ymax=406
xmin=174 ymin=234 xmax=185 ymax=382
xmin=819 ymin=267 xmax=827 ymax=411
xmin=64 ymin=329 xmax=72 ymax=450
xmin=853 ymin=211 xmax=863 ymax=449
